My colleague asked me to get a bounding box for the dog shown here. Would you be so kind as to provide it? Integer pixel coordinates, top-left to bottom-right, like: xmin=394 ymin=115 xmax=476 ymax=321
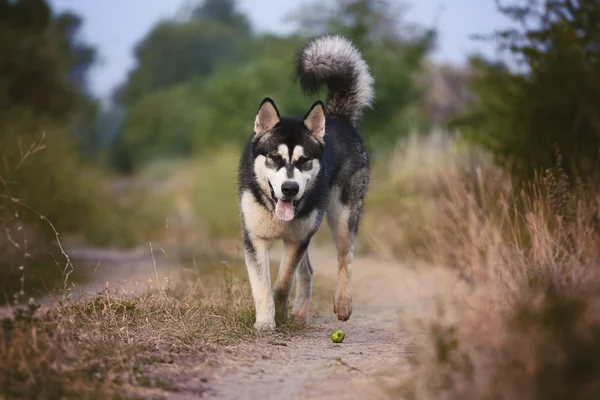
xmin=237 ymin=35 xmax=374 ymax=331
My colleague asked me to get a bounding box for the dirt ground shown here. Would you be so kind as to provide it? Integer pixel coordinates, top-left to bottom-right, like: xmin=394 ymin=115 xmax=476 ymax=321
xmin=2 ymin=245 xmax=463 ymax=399
xmin=201 ymin=247 xmax=462 ymax=400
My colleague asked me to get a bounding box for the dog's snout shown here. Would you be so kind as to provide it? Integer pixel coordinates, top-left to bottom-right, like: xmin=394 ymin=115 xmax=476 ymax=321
xmin=281 ymin=181 xmax=299 ymax=197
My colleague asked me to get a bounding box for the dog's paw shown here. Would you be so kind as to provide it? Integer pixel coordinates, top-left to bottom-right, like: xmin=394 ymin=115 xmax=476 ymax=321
xmin=291 ymin=311 xmax=309 ymax=326
xmin=333 ymin=291 xmax=352 ymax=321
xmin=291 ymin=299 xmax=310 ymax=325
xmin=254 ymin=320 xmax=276 ymax=331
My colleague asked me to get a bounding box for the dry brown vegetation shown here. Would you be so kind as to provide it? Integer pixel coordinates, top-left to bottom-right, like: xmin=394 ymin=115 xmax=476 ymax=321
xmin=4 ymin=132 xmax=600 ymax=399
xmin=364 ymin=135 xmax=600 ymax=399
xmin=0 ymin=256 xmax=320 ymax=399
xmin=0 ymin=136 xmax=331 ymax=397
xmin=0 ymin=133 xmax=310 ymax=397
xmin=362 ymin=132 xmax=501 ymax=260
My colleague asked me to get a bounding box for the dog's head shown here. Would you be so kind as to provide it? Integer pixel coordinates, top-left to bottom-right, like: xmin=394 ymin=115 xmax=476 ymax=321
xmin=251 ymin=97 xmax=325 ymax=222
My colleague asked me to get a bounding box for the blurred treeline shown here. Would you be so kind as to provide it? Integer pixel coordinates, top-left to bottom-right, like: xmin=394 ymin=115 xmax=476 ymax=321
xmin=0 ymin=0 xmax=98 ymax=254
xmin=1 ymin=0 xmax=600 ymax=296
xmin=107 ymin=0 xmax=437 ymax=172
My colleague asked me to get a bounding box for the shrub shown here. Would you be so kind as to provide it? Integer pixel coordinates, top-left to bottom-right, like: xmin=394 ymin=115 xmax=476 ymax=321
xmin=450 ymin=1 xmax=600 ymax=182
xmin=393 ymin=146 xmax=600 ymax=399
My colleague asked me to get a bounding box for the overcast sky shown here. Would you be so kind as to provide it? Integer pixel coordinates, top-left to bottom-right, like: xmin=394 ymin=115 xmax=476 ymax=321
xmin=48 ymin=0 xmax=510 ymax=100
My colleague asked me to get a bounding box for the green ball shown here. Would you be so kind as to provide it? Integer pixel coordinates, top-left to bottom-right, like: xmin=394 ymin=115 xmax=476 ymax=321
xmin=331 ymin=329 xmax=345 ymax=343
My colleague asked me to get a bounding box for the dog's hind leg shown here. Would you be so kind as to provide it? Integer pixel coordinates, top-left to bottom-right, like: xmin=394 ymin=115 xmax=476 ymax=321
xmin=243 ymin=234 xmax=275 ymax=331
xmin=291 ymin=251 xmax=313 ymax=324
xmin=273 ymin=240 xmax=309 ymax=324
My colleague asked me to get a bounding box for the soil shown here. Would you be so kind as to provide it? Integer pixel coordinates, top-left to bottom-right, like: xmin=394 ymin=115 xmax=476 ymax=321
xmin=1 ymin=245 xmax=463 ymax=399
xmin=198 ymin=247 xmax=462 ymax=400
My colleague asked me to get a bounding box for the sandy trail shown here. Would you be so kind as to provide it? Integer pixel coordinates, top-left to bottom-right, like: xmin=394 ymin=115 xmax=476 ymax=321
xmin=203 ymin=246 xmax=461 ymax=400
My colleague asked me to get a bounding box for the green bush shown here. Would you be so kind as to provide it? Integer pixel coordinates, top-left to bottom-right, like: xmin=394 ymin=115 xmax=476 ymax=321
xmin=450 ymin=1 xmax=600 ymax=182
xmin=0 ymin=120 xmax=169 ymax=301
xmin=111 ymin=82 xmax=204 ymax=171
xmin=193 ymin=147 xmax=241 ymax=238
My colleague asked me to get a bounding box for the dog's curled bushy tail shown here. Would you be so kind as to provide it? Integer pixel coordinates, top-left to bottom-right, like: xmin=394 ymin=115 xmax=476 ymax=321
xmin=297 ymin=35 xmax=374 ymax=127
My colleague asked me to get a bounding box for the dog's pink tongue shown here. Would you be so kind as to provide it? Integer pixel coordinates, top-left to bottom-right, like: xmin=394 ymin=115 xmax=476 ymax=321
xmin=275 ymin=200 xmax=294 ymax=221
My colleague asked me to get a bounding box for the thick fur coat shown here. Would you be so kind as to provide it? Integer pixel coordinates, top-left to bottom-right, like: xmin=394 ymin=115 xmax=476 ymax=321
xmin=237 ymin=35 xmax=374 ymax=330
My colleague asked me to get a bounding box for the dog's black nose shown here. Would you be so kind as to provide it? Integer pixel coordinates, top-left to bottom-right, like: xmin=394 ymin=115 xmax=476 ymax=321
xmin=281 ymin=181 xmax=299 ymax=197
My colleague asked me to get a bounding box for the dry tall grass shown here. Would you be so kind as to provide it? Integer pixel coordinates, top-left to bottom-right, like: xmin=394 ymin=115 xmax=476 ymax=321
xmin=362 ymin=131 xmax=501 ymax=260
xmin=378 ymin=135 xmax=600 ymax=399
xmin=0 ymin=134 xmax=302 ymax=396
xmin=0 ymin=255 xmax=314 ymax=399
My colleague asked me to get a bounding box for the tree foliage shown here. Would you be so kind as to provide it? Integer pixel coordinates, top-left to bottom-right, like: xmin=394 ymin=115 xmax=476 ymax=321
xmin=0 ymin=0 xmax=96 ymax=123
xmin=190 ymin=0 xmax=251 ymax=35
xmin=111 ymin=0 xmax=436 ymax=171
xmin=116 ymin=0 xmax=250 ymax=106
xmin=0 ymin=0 xmax=101 ymax=257
xmin=112 ymin=82 xmax=203 ymax=170
xmin=452 ymin=0 xmax=600 ymax=180
xmin=290 ymin=0 xmax=436 ymax=149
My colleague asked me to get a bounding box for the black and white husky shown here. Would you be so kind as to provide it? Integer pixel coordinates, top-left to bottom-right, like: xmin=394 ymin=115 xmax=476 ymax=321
xmin=237 ymin=35 xmax=374 ymax=330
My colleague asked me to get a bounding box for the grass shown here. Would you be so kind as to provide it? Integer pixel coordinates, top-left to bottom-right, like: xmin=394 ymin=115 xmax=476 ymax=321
xmin=12 ymin=128 xmax=600 ymax=398
xmin=0 ymin=137 xmax=247 ymax=300
xmin=0 ymin=248 xmax=331 ymax=399
xmin=361 ymin=131 xmax=501 ymax=260
xmin=0 ymin=173 xmax=336 ymax=398
xmin=0 ymin=137 xmax=337 ymax=399
xmin=83 ymin=147 xmax=244 ymax=257
xmin=1 ymin=292 xmax=251 ymax=398
xmin=374 ymin=134 xmax=600 ymax=399
xmin=0 ymin=256 xmax=92 ymax=307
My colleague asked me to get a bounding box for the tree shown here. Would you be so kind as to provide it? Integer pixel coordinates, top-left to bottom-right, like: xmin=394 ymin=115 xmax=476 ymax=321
xmin=0 ymin=0 xmax=96 ymax=123
xmin=116 ymin=0 xmax=250 ymax=106
xmin=111 ymin=0 xmax=435 ymax=171
xmin=108 ymin=0 xmax=256 ymax=171
xmin=289 ymin=0 xmax=436 ymax=150
xmin=111 ymin=83 xmax=203 ymax=171
xmin=189 ymin=35 xmax=311 ymax=152
xmin=190 ymin=0 xmax=251 ymax=35
xmin=110 ymin=35 xmax=311 ymax=172
xmin=453 ymin=0 xmax=600 ymax=180
xmin=0 ymin=0 xmax=104 ymax=293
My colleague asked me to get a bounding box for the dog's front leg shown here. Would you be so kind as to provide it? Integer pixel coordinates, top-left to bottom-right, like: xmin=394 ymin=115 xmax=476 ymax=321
xmin=243 ymin=235 xmax=275 ymax=331
xmin=291 ymin=252 xmax=313 ymax=325
xmin=273 ymin=240 xmax=309 ymax=324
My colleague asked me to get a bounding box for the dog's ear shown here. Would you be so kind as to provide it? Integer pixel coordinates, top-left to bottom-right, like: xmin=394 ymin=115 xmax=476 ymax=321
xmin=303 ymin=101 xmax=326 ymax=143
xmin=254 ymin=97 xmax=280 ymax=137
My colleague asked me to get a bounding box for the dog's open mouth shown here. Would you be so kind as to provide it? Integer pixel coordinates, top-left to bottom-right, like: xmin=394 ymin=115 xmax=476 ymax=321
xmin=269 ymin=182 xmax=297 ymax=222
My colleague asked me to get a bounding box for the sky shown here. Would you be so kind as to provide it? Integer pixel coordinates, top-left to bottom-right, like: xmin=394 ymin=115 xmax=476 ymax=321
xmin=48 ymin=0 xmax=511 ymax=101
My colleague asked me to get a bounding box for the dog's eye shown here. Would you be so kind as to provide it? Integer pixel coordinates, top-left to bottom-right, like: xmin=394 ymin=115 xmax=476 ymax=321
xmin=265 ymin=154 xmax=284 ymax=168
xmin=296 ymin=157 xmax=313 ymax=170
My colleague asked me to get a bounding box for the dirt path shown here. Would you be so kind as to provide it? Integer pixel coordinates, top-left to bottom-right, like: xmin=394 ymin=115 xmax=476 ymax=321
xmin=1 ymin=245 xmax=462 ymax=399
xmin=202 ymin=247 xmax=461 ymax=400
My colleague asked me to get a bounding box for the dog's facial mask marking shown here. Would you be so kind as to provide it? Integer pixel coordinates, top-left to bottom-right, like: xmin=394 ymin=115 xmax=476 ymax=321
xmin=265 ymin=144 xmax=297 ymax=222
xmin=262 ymin=143 xmax=320 ymax=222
xmin=252 ymin=99 xmax=323 ymax=222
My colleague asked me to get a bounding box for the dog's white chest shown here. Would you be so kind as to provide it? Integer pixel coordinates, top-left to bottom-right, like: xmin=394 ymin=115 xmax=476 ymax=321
xmin=240 ymin=190 xmax=320 ymax=241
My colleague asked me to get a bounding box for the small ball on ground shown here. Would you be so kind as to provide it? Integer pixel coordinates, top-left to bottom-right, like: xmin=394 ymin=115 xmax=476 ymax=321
xmin=331 ymin=329 xmax=345 ymax=343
